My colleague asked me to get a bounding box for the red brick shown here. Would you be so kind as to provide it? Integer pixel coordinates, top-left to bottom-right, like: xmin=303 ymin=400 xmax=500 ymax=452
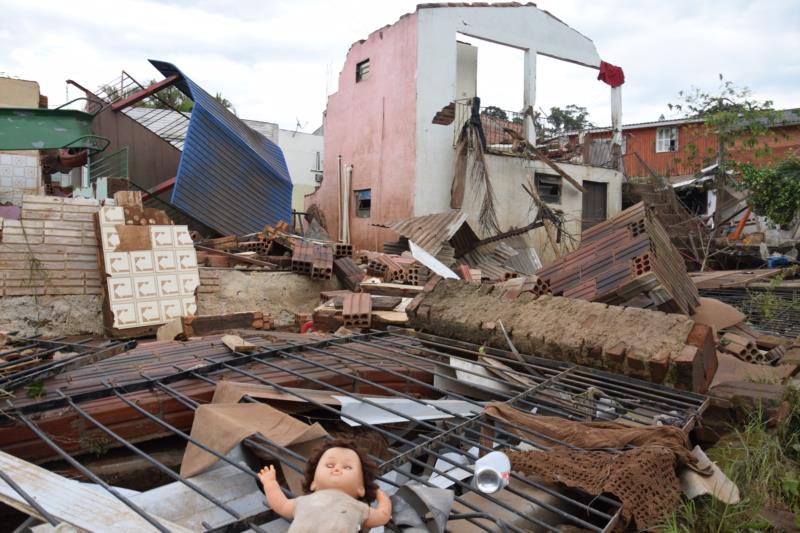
xmin=673 ymin=345 xmax=705 ymax=393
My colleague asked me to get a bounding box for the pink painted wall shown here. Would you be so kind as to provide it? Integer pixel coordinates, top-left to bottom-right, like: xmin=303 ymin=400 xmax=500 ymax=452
xmin=305 ymin=13 xmax=418 ymax=251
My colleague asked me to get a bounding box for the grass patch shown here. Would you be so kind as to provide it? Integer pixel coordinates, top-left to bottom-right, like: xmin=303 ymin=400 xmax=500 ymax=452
xmin=660 ymin=387 xmax=800 ymax=532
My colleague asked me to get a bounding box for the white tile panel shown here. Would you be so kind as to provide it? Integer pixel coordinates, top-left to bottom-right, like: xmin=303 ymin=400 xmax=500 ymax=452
xmin=105 ymin=252 xmax=131 ymax=276
xmin=133 ymin=275 xmax=158 ymax=299
xmin=107 ymin=277 xmax=134 ymax=302
xmin=156 ymin=274 xmax=180 ymax=298
xmin=176 ymin=249 xmax=198 ymax=271
xmin=173 ymin=226 xmax=194 ymax=248
xmin=182 ymin=297 xmax=198 ymax=317
xmin=160 ymin=299 xmax=183 ymax=321
xmin=150 ymin=225 xmax=174 ymax=249
xmin=178 ymin=272 xmax=200 ymax=296
xmin=154 ymin=250 xmax=177 ymax=272
xmin=136 ymin=300 xmax=162 ymax=325
xmin=100 ymin=226 xmax=121 ymax=251
xmin=111 ymin=303 xmax=137 ymax=328
xmin=130 ymin=251 xmax=155 ymax=274
xmin=99 ymin=206 xmax=125 ymax=226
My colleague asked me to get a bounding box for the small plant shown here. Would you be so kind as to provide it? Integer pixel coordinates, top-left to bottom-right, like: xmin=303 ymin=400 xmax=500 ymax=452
xmin=25 ymin=380 xmax=46 ymax=400
xmin=659 ymin=389 xmax=800 ymax=532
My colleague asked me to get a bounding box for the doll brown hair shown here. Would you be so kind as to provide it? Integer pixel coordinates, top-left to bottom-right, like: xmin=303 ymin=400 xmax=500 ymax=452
xmin=301 ymin=438 xmax=379 ymax=504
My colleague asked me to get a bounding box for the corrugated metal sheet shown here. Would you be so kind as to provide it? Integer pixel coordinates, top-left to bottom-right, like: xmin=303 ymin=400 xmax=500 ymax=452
xmin=150 ymin=60 xmax=292 ymax=236
xmin=377 ymin=210 xmax=473 ymax=257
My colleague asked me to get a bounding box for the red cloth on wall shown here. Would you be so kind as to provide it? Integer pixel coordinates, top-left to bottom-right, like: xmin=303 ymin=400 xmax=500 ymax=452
xmin=597 ymin=61 xmax=625 ymax=87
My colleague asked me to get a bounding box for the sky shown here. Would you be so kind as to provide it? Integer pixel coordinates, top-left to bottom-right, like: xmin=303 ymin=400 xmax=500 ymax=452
xmin=1 ymin=0 xmax=798 ymax=132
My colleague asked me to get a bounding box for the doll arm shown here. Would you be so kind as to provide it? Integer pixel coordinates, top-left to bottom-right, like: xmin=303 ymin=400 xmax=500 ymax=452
xmin=258 ymin=465 xmax=296 ymax=519
xmin=363 ymin=488 xmax=392 ymax=528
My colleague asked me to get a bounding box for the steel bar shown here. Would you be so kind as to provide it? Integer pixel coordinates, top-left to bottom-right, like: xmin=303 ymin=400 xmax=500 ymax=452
xmin=0 ymin=469 xmax=60 ymax=526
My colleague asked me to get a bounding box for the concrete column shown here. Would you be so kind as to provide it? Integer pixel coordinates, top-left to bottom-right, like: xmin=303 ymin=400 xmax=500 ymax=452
xmin=523 ymin=49 xmax=537 ymax=144
xmin=610 ymin=86 xmax=623 ymax=171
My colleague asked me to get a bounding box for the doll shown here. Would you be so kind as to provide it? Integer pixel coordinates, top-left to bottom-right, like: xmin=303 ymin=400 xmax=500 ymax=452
xmin=259 ymin=438 xmax=392 ymax=532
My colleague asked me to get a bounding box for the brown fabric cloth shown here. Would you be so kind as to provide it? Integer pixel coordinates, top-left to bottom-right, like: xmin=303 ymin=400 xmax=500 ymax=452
xmin=508 ymin=447 xmax=678 ymax=531
xmin=483 ymin=402 xmax=699 ymax=531
xmin=482 ymin=402 xmax=696 ymax=467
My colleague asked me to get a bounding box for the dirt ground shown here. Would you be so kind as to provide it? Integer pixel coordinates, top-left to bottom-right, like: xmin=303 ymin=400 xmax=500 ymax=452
xmin=198 ymin=270 xmax=341 ymax=327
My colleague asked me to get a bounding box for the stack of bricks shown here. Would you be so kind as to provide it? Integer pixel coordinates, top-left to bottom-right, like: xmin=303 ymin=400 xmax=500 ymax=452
xmin=342 ymin=292 xmax=372 ymax=329
xmin=498 ymin=275 xmax=552 ymax=300
xmin=535 ymin=202 xmax=699 ymax=315
xmin=0 ymin=195 xmax=102 ymax=297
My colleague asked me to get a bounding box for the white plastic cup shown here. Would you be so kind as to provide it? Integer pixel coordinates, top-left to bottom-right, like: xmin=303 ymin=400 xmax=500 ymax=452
xmin=473 ymin=451 xmax=511 ymax=494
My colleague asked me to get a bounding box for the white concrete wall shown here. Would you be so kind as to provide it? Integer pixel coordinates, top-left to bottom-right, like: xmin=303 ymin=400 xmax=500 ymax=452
xmin=456 ymin=41 xmax=477 ymax=100
xmin=413 ymin=6 xmax=602 ymax=219
xmin=459 ymin=155 xmax=623 ymax=262
xmin=277 ymin=129 xmax=323 ymax=212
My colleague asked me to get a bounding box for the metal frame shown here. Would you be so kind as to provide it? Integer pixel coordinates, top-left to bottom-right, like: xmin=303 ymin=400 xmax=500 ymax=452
xmin=2 ymin=330 xmax=707 ymax=532
xmin=0 ymin=336 xmax=132 ymax=396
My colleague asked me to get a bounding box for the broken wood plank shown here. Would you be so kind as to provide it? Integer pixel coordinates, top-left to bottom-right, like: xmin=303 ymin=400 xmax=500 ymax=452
xmin=527 ymin=144 xmax=587 ymax=193
xmin=221 ymin=335 xmax=256 ymax=353
xmin=360 ymin=282 xmax=424 ymax=297
xmin=193 ymin=245 xmax=276 ymax=268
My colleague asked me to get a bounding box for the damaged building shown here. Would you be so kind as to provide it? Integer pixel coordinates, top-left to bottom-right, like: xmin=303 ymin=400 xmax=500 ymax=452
xmin=0 ymin=2 xmax=799 ymax=533
xmin=306 ymin=3 xmax=626 ymax=262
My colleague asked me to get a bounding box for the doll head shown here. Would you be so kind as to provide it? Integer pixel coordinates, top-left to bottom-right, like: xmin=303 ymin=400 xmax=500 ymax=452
xmin=302 ymin=438 xmax=379 ymax=503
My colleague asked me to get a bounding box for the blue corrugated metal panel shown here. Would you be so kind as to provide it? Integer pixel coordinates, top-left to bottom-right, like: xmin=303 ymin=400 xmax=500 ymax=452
xmin=150 ymin=60 xmax=292 ymax=235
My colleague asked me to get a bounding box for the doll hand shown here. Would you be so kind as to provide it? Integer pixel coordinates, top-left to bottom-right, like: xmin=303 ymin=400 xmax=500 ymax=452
xmin=258 ymin=465 xmax=279 ymax=487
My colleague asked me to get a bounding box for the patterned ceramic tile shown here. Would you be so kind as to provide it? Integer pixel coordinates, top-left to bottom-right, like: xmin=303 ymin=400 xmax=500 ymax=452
xmin=99 ymin=211 xmax=198 ymax=329
xmin=105 ymin=252 xmax=131 ymax=276
xmin=160 ymin=299 xmax=183 ymax=321
xmin=178 ymin=272 xmax=200 ymax=296
xmin=99 ymin=206 xmax=125 ymax=226
xmin=176 ymin=249 xmax=198 ymax=271
xmin=136 ymin=300 xmax=163 ymax=325
xmin=100 ymin=226 xmax=121 ymax=251
xmin=156 ymin=274 xmax=181 ymax=298
xmin=153 ymin=250 xmax=177 ymax=272
xmin=150 ymin=225 xmax=175 ymax=249
xmin=107 ymin=277 xmax=134 ymax=302
xmin=173 ymin=226 xmax=194 ymax=248
xmin=133 ymin=275 xmax=158 ymax=299
xmin=182 ymin=297 xmax=198 ymax=317
xmin=111 ymin=303 xmax=137 ymax=328
xmin=129 ymin=251 xmax=155 ymax=274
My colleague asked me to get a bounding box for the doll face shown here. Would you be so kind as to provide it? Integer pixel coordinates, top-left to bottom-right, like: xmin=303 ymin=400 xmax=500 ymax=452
xmin=310 ymin=447 xmax=365 ymax=499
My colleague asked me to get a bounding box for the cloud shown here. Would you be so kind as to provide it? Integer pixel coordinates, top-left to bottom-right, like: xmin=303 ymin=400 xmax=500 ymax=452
xmin=1 ymin=0 xmax=797 ymax=131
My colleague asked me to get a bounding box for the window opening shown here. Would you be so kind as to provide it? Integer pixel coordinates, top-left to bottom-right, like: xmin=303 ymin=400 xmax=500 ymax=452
xmin=535 ymin=174 xmax=561 ymax=204
xmin=656 ymin=127 xmax=678 ymax=152
xmin=356 ymin=59 xmax=370 ymax=82
xmin=355 ymin=189 xmax=371 ymax=217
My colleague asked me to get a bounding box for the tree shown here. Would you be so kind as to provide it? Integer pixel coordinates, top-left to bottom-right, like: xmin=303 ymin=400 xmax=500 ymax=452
xmin=739 ymin=157 xmax=800 ymax=227
xmin=482 ymin=106 xmax=508 ymax=121
xmin=668 ymin=75 xmax=780 ymax=228
xmin=544 ymin=105 xmax=593 ymax=134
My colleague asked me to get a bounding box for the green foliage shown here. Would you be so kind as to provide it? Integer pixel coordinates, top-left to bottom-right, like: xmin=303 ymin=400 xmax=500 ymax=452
xmin=660 ymin=389 xmax=800 ymax=532
xmin=668 ymin=75 xmax=780 ymax=169
xmin=482 ymin=106 xmax=508 ymax=121
xmin=25 ymin=379 xmax=45 ymax=399
xmin=539 ymin=104 xmax=594 ymax=135
xmin=738 ymin=157 xmax=800 ymax=227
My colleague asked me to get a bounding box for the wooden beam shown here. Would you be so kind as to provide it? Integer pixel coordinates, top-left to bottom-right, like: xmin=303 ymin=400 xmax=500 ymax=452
xmin=111 ymin=74 xmax=181 ymax=112
xmin=528 ymin=144 xmax=587 ymax=193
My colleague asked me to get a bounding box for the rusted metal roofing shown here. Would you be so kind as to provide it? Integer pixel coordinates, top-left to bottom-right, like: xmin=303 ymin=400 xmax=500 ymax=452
xmin=377 ymin=210 xmax=475 ymax=257
xmin=150 ymin=60 xmax=292 ymax=236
